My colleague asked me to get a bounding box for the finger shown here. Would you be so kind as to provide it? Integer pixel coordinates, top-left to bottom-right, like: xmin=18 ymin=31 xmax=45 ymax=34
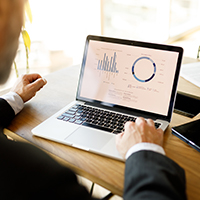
xmin=26 ymin=73 xmax=42 ymax=83
xmin=135 ymin=117 xmax=146 ymax=127
xmin=29 ymin=78 xmax=47 ymax=92
xmin=135 ymin=117 xmax=146 ymax=123
xmin=115 ymin=132 xmax=124 ymax=149
xmin=124 ymin=121 xmax=135 ymax=131
xmin=157 ymin=128 xmax=164 ymax=135
xmin=156 ymin=128 xmax=164 ymax=146
xmin=146 ymin=119 xmax=155 ymax=127
xmin=135 ymin=117 xmax=147 ymax=134
xmin=115 ymin=132 xmax=124 ymax=143
xmin=116 ymin=131 xmax=124 ymax=138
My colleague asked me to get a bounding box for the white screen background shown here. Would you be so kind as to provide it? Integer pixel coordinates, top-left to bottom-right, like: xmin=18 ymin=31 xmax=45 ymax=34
xmin=80 ymin=40 xmax=179 ymax=116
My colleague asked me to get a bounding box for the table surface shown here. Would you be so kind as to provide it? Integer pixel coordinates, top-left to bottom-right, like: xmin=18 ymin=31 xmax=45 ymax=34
xmin=3 ymin=57 xmax=200 ymax=199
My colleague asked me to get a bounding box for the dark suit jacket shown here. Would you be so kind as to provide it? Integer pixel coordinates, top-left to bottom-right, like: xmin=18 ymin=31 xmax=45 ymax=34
xmin=0 ymin=98 xmax=187 ymax=200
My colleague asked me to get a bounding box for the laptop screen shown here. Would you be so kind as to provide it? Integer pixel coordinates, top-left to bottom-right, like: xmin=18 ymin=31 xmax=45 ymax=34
xmin=77 ymin=35 xmax=183 ymax=120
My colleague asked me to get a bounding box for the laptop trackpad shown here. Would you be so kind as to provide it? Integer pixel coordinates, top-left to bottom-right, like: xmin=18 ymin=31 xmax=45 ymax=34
xmin=65 ymin=127 xmax=113 ymax=150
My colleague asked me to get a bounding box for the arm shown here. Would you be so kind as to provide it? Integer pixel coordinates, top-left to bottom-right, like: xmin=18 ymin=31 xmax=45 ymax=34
xmin=10 ymin=73 xmax=47 ymax=103
xmin=116 ymin=118 xmax=187 ymax=200
xmin=0 ymin=73 xmax=47 ymax=127
xmin=0 ymin=117 xmax=95 ymax=199
xmin=0 ymin=1 xmax=94 ymax=199
xmin=124 ymin=150 xmax=186 ymax=200
xmin=0 ymin=74 xmax=97 ymax=200
xmin=0 ymin=98 xmax=15 ymax=128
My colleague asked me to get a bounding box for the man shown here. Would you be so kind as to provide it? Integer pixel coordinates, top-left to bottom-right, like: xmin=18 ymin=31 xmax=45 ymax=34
xmin=0 ymin=0 xmax=187 ymax=199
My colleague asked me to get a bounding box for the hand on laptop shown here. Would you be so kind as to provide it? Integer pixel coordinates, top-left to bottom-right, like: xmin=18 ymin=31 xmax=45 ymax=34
xmin=11 ymin=73 xmax=47 ymax=103
xmin=116 ymin=117 xmax=164 ymax=159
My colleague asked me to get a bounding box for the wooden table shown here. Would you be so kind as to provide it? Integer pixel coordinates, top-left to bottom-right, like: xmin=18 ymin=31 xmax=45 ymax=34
xmin=3 ymin=57 xmax=200 ymax=200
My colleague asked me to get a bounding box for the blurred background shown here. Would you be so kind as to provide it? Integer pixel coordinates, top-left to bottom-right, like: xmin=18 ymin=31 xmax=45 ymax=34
xmin=1 ymin=1 xmax=200 ymax=199
xmin=1 ymin=0 xmax=200 ymax=91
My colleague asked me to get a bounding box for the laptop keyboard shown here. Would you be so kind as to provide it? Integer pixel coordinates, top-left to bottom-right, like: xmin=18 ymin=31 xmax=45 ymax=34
xmin=57 ymin=104 xmax=161 ymax=134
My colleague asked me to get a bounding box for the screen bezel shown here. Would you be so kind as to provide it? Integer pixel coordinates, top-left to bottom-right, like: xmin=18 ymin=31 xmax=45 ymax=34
xmin=76 ymin=35 xmax=183 ymax=121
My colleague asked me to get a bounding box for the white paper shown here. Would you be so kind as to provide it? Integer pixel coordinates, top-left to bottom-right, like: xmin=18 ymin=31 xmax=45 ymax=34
xmin=180 ymin=62 xmax=200 ymax=88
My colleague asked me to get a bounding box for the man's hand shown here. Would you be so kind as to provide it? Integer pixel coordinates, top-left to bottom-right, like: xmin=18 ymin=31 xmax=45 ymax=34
xmin=116 ymin=117 xmax=164 ymax=159
xmin=11 ymin=73 xmax=47 ymax=103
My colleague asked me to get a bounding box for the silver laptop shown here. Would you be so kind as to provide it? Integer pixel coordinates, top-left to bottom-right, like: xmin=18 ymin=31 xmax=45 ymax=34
xmin=32 ymin=35 xmax=183 ymax=161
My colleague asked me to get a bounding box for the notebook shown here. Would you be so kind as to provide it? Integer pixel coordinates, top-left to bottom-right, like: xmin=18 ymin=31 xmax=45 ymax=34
xmin=32 ymin=35 xmax=183 ymax=161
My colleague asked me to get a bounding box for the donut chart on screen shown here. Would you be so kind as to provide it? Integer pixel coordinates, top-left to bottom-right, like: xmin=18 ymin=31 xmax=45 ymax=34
xmin=132 ymin=56 xmax=156 ymax=82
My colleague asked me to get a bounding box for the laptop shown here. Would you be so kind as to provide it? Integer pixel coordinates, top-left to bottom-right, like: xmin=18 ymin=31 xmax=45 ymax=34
xmin=32 ymin=35 xmax=183 ymax=161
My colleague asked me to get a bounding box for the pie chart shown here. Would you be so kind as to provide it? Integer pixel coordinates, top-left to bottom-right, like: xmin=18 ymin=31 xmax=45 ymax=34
xmin=132 ymin=56 xmax=156 ymax=82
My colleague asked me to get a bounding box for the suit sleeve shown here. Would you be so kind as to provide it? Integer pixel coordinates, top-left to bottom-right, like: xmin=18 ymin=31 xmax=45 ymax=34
xmin=0 ymin=98 xmax=95 ymax=199
xmin=123 ymin=150 xmax=187 ymax=200
xmin=0 ymin=98 xmax=15 ymax=128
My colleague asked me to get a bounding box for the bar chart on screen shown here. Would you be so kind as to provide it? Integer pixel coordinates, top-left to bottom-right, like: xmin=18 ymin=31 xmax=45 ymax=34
xmin=97 ymin=52 xmax=119 ymax=80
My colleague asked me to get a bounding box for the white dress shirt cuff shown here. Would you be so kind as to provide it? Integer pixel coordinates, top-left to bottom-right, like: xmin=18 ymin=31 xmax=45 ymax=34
xmin=125 ymin=142 xmax=166 ymax=160
xmin=1 ymin=91 xmax=24 ymax=115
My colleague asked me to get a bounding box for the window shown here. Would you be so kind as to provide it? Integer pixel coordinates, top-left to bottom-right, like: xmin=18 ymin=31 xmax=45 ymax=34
xmin=101 ymin=0 xmax=200 ymax=43
xmin=1 ymin=0 xmax=199 ymax=91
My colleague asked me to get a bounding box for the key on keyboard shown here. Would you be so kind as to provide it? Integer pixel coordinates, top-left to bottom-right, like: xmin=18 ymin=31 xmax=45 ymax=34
xmin=57 ymin=104 xmax=161 ymax=133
